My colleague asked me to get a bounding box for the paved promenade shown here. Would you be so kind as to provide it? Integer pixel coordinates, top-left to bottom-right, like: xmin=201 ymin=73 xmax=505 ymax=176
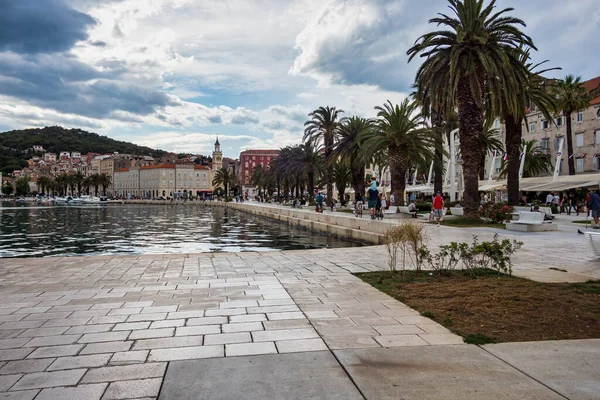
xmin=0 ymin=205 xmax=598 ymax=399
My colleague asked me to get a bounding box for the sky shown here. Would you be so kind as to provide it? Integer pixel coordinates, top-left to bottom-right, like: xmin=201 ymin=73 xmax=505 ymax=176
xmin=0 ymin=0 xmax=598 ymax=160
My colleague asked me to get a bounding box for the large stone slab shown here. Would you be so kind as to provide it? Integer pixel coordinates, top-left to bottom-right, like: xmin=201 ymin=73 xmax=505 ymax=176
xmin=334 ymin=345 xmax=565 ymax=400
xmin=484 ymin=339 xmax=600 ymax=400
xmin=159 ymin=351 xmax=363 ymax=400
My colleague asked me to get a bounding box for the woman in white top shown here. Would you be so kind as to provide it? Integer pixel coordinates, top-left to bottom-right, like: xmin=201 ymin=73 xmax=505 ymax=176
xmin=381 ymin=195 xmax=387 ymax=210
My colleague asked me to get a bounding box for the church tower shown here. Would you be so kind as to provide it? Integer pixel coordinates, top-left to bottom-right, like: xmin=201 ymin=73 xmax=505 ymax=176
xmin=212 ymin=136 xmax=223 ymax=171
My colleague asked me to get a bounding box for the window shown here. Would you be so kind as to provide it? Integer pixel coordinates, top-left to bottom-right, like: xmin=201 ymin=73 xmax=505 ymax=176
xmin=576 ymin=133 xmax=584 ymax=147
xmin=597 ymin=130 xmax=600 ymax=145
xmin=556 ymin=116 xmax=564 ymax=126
xmin=576 ymin=158 xmax=584 ymax=173
xmin=554 ymin=136 xmax=564 ymax=150
xmin=529 ymin=122 xmax=536 ymax=132
xmin=577 ymin=111 xmax=584 ymax=122
xmin=494 ymin=119 xmax=500 ymax=129
xmin=597 ymin=109 xmax=600 ymax=119
xmin=540 ymin=138 xmax=549 ymax=151
xmin=541 ymin=120 xmax=549 ymax=130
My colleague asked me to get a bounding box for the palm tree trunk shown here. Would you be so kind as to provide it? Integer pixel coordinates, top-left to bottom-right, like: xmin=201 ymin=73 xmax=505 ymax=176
xmin=351 ymin=162 xmax=365 ymax=202
xmin=307 ymin=172 xmax=314 ymax=197
xmin=388 ymin=145 xmax=407 ymax=206
xmin=325 ymin=145 xmax=333 ymax=207
xmin=432 ymin=110 xmax=444 ymax=194
xmin=565 ymin=111 xmax=575 ymax=175
xmin=505 ymin=113 xmax=522 ymax=205
xmin=457 ymin=77 xmax=484 ymax=218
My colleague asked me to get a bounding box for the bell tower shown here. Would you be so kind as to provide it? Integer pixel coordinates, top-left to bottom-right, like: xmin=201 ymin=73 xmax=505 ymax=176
xmin=212 ymin=136 xmax=223 ymax=171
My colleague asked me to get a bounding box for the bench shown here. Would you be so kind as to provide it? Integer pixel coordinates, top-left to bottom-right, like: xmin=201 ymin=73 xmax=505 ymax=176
xmin=506 ymin=211 xmax=558 ymax=232
xmin=384 ymin=206 xmax=398 ymax=215
xmin=584 ymin=231 xmax=600 ymax=257
xmin=514 ymin=206 xmax=531 ymax=213
xmin=450 ymin=207 xmax=464 ymax=216
xmin=539 ymin=207 xmax=555 ymax=219
xmin=398 ymin=206 xmax=417 ymax=218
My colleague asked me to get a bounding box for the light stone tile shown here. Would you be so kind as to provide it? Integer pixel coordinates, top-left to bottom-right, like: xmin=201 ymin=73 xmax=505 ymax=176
xmin=23 ymin=335 xmax=81 ymax=347
xmin=0 ymin=388 xmax=39 ymax=399
xmin=228 ymin=314 xmax=266 ymax=323
xmin=102 ymin=377 xmax=162 ymax=400
xmin=395 ymin=316 xmax=436 ymax=325
xmin=64 ymin=324 xmax=114 ymax=335
xmin=416 ymin=324 xmax=452 ymax=334
xmin=126 ymin=313 xmax=167 ymax=323
xmin=0 ymin=358 xmax=55 ymax=375
xmin=108 ymin=308 xmax=141 ymax=316
xmin=316 ymin=326 xmax=378 ymax=337
xmin=112 ymin=322 xmax=150 ymax=331
xmin=418 ymin=333 xmax=464 ymax=345
xmin=27 ymin=345 xmax=83 ymax=359
xmin=10 ymin=369 xmax=86 ymax=391
xmin=266 ymin=312 xmax=305 ymax=320
xmin=373 ymin=325 xmax=425 ymax=335
xmin=253 ymin=328 xmax=319 ymax=342
xmin=129 ymin=328 xmax=174 ymax=340
xmin=204 ymin=309 xmax=246 ymax=317
xmin=186 ymin=317 xmax=227 ymax=326
xmin=35 ymin=382 xmax=108 ymax=400
xmin=203 ymin=332 xmax=251 ymax=346
xmin=175 ymin=325 xmax=220 ymax=336
xmin=17 ymin=327 xmax=69 ymax=338
xmin=88 ymin=316 xmax=127 ymax=325
xmin=109 ymin=350 xmax=148 ymax=365
xmin=147 ymin=345 xmax=223 ymax=362
xmin=374 ymin=334 xmax=430 ymax=347
xmin=323 ymin=336 xmax=381 ymax=350
xmin=141 ymin=306 xmax=178 ymax=314
xmin=149 ymin=319 xmax=185 ymax=329
xmin=0 ymin=374 xmax=22 ymax=391
xmin=90 ymin=303 xmax=124 ymax=310
xmin=80 ymin=341 xmax=132 ymax=355
xmin=132 ymin=336 xmax=203 ymax=351
xmin=81 ymin=362 xmax=166 ymax=384
xmin=0 ymin=339 xmax=30 ymax=350
xmin=166 ymin=311 xmax=204 ymax=320
xmin=351 ymin=317 xmax=399 ymax=326
xmin=221 ymin=322 xmax=263 ymax=333
xmin=247 ymin=305 xmax=299 ymax=314
xmin=47 ymin=354 xmax=111 ymax=371
xmin=225 ymin=342 xmax=277 ymax=357
xmin=78 ymin=331 xmax=130 ymax=344
xmin=276 ymin=338 xmax=328 ymax=353
xmin=0 ymin=321 xmax=44 ymax=331
xmin=263 ymin=319 xmax=311 ymax=330
xmin=304 ymin=311 xmax=339 ymax=319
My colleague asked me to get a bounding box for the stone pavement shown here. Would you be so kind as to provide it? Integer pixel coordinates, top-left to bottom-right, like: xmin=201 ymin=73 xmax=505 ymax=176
xmin=0 ymin=219 xmax=598 ymax=398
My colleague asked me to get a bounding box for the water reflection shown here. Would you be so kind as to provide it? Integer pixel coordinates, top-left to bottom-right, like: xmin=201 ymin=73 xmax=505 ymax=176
xmin=0 ymin=203 xmax=362 ymax=258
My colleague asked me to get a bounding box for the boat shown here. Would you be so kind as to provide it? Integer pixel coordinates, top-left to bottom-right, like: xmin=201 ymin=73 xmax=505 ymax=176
xmin=70 ymin=197 xmax=84 ymax=205
xmin=81 ymin=195 xmax=102 ymax=204
xmin=54 ymin=196 xmax=69 ymax=204
xmin=15 ymin=198 xmax=26 ymax=203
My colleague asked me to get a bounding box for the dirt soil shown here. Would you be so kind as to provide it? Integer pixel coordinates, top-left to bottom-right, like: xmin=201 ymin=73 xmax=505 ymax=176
xmin=357 ymin=270 xmax=600 ymax=343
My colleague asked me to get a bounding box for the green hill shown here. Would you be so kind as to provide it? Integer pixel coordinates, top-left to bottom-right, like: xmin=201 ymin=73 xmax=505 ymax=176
xmin=0 ymin=126 xmax=167 ymax=174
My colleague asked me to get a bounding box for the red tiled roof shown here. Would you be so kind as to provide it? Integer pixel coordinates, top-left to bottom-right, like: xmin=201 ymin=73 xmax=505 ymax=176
xmin=584 ymin=76 xmax=600 ymax=105
xmin=194 ymin=165 xmax=210 ymax=170
xmin=117 ymin=168 xmax=130 ymax=172
xmin=140 ymin=164 xmax=176 ymax=170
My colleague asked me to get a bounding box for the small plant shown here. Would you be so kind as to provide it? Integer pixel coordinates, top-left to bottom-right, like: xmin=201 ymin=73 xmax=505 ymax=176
xmin=464 ymin=333 xmax=498 ymax=345
xmin=420 ymin=241 xmax=464 ymax=274
xmin=384 ymin=221 xmax=429 ymax=272
xmin=384 ymin=225 xmax=405 ymax=271
xmin=421 ymin=311 xmax=436 ymax=319
xmin=481 ymin=202 xmax=514 ymax=223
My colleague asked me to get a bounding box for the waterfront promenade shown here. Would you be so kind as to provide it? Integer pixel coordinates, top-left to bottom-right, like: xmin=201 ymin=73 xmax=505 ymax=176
xmin=0 ymin=202 xmax=598 ymax=399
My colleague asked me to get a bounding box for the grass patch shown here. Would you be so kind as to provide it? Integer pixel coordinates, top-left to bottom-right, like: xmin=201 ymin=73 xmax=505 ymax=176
xmin=572 ymin=220 xmax=591 ymax=224
xmin=356 ymin=270 xmax=600 ymax=343
xmin=434 ymin=218 xmax=505 ymax=229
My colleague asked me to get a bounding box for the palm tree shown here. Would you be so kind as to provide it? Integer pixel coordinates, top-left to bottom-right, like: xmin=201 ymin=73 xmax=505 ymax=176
xmin=74 ymin=171 xmax=85 ymax=196
xmin=99 ymin=174 xmax=111 ymax=197
xmin=89 ymin=174 xmax=101 ymax=196
xmin=551 ymin=75 xmax=591 ymax=175
xmin=251 ymin=164 xmax=265 ymax=200
xmin=212 ymin=168 xmax=236 ymax=198
xmin=54 ymin=174 xmax=69 ymax=196
xmin=332 ymin=162 xmax=351 ymax=205
xmin=66 ymin=174 xmax=76 ymax=196
xmin=499 ymin=140 xmax=552 ymax=178
xmin=296 ymin=142 xmax=323 ymax=197
xmin=332 ymin=117 xmax=373 ymax=202
xmin=304 ymin=106 xmax=345 ymax=206
xmin=36 ymin=176 xmax=52 ymax=196
xmin=408 ymin=0 xmax=535 ymax=217
xmin=82 ymin=176 xmax=92 ymax=195
xmin=478 ymin=124 xmax=504 ymax=179
xmin=362 ymin=99 xmax=434 ymax=205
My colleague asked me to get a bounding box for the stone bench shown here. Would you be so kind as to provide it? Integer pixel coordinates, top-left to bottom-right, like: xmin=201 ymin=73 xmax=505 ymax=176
xmin=506 ymin=211 xmax=558 ymax=232
xmin=539 ymin=207 xmax=555 ymax=219
xmin=450 ymin=207 xmax=464 ymax=216
xmin=398 ymin=206 xmax=417 ymax=217
xmin=514 ymin=206 xmax=531 ymax=213
xmin=384 ymin=206 xmax=398 ymax=215
xmin=584 ymin=231 xmax=600 ymax=257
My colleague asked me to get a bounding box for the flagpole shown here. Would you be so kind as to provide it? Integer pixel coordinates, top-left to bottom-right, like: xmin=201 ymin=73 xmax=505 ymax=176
xmin=427 ymin=161 xmax=434 ymax=186
xmin=518 ymin=144 xmax=528 ymax=180
xmin=553 ymin=138 xmax=564 ymax=181
xmin=412 ymin=167 xmax=418 ymax=186
xmin=449 ymin=128 xmax=459 ymax=201
xmin=488 ymin=151 xmax=496 ymax=182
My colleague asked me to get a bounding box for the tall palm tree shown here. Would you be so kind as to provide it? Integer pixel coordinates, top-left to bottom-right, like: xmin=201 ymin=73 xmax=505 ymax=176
xmin=251 ymin=164 xmax=265 ymax=199
xmin=54 ymin=174 xmax=69 ymax=196
xmin=304 ymin=106 xmax=345 ymax=206
xmin=499 ymin=140 xmax=552 ymax=178
xmin=362 ymin=99 xmax=434 ymax=205
xmin=99 ymin=174 xmax=111 ymax=197
xmin=36 ymin=176 xmax=52 ymax=196
xmin=332 ymin=116 xmax=373 ymax=202
xmin=551 ymin=75 xmax=591 ymax=175
xmin=89 ymin=174 xmax=101 ymax=196
xmin=332 ymin=162 xmax=351 ymax=205
xmin=408 ymin=0 xmax=535 ymax=217
xmin=296 ymin=142 xmax=323 ymax=197
xmin=66 ymin=174 xmax=76 ymax=196
xmin=82 ymin=176 xmax=92 ymax=195
xmin=212 ymin=168 xmax=236 ymax=198
xmin=74 ymin=171 xmax=85 ymax=196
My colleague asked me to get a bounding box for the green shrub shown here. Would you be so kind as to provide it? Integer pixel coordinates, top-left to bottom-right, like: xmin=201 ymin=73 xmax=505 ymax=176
xmin=416 ymin=201 xmax=432 ymax=212
xmin=481 ymin=202 xmax=513 ymax=223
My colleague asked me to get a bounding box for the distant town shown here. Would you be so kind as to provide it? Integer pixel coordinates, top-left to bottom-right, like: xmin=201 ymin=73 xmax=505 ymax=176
xmin=1 ymin=138 xmax=280 ymax=199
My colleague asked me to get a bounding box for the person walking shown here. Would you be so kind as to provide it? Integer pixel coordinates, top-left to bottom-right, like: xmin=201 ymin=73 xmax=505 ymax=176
xmin=381 ymin=194 xmax=387 ymax=210
xmin=545 ymin=192 xmax=554 ymax=206
xmin=433 ymin=192 xmax=445 ymax=226
xmin=315 ymin=192 xmax=324 ymax=213
xmin=588 ymin=190 xmax=600 ymax=228
xmin=390 ymin=193 xmax=395 ymax=206
xmin=568 ymin=192 xmax=579 ymax=216
xmin=367 ymin=178 xmax=379 ymax=219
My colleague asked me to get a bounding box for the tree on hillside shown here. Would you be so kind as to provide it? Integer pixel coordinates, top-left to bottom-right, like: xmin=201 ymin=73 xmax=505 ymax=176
xmin=15 ymin=177 xmax=30 ymax=196
xmin=2 ymin=183 xmax=13 ymax=196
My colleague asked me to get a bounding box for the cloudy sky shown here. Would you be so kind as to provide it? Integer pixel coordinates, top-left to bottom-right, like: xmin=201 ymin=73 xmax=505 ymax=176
xmin=0 ymin=0 xmax=598 ymax=159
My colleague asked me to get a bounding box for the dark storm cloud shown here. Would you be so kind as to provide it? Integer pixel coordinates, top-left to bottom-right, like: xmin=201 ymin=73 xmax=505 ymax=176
xmin=0 ymin=53 xmax=177 ymax=119
xmin=0 ymin=0 xmax=96 ymax=54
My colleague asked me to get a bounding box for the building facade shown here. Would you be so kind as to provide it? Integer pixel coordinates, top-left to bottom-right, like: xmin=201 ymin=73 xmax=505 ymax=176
xmin=239 ymin=149 xmax=279 ymax=193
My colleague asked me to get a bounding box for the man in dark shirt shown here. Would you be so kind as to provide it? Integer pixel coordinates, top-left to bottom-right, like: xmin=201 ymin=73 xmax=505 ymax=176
xmin=367 ymin=177 xmax=379 ymax=219
xmin=587 ymin=190 xmax=600 ymax=228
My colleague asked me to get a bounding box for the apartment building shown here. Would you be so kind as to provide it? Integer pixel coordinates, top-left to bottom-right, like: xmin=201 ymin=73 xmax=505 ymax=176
xmin=239 ymin=149 xmax=279 ymax=194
